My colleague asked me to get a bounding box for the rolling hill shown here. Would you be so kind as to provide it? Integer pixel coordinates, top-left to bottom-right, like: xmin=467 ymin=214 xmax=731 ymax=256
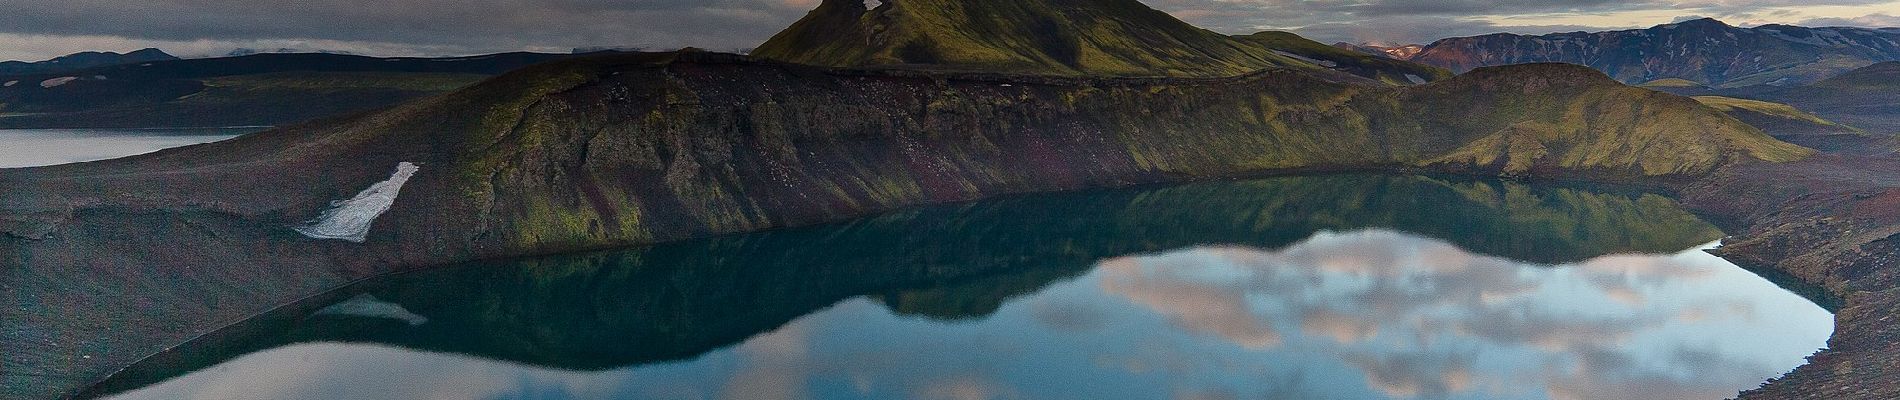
xmin=1761 ymin=61 xmax=1900 ymax=134
xmin=1660 ymin=62 xmax=1900 ymax=138
xmin=1693 ymin=96 xmax=1856 ymax=136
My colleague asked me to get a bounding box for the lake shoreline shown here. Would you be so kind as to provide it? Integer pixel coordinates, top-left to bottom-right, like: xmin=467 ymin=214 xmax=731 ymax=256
xmin=1681 ymin=154 xmax=1900 ymax=399
xmin=4 ymin=164 xmax=1882 ymax=400
xmin=73 ymin=173 xmax=1830 ymax=400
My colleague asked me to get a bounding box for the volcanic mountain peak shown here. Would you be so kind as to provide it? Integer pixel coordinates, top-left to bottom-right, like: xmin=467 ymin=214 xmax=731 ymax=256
xmin=754 ymin=0 xmax=1284 ymax=76
xmin=753 ymin=0 xmax=1443 ymax=82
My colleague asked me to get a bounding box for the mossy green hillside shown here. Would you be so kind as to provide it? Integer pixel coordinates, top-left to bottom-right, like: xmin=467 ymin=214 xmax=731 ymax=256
xmin=1411 ymin=65 xmax=1810 ymax=176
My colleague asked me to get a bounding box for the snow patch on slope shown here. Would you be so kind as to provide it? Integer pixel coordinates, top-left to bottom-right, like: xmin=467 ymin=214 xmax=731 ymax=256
xmin=292 ymin=162 xmax=418 ymax=242
xmin=316 ymin=294 xmax=429 ymax=326
xmin=1405 ymin=74 xmax=1427 ymax=84
xmin=39 ymin=77 xmax=76 ymax=88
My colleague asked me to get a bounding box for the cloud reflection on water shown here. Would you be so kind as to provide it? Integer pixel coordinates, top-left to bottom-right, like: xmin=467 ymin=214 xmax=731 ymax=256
xmin=1097 ymin=229 xmax=1831 ymax=400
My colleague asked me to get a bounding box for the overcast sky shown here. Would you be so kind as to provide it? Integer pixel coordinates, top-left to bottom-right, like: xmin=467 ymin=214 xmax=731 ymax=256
xmin=1 ymin=0 xmax=1897 ymax=61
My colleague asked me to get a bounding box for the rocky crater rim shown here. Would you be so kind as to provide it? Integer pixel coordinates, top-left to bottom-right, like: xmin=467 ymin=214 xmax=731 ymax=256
xmin=2 ymin=49 xmax=1873 ymax=400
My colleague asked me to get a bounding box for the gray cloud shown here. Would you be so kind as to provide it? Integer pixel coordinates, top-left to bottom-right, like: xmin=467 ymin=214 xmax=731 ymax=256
xmin=1799 ymin=13 xmax=1900 ymax=27
xmin=0 ymin=0 xmax=1895 ymax=61
xmin=3 ymin=0 xmax=808 ymax=43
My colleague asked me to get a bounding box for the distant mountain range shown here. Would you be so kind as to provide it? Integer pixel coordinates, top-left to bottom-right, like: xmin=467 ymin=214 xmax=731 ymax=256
xmin=0 ymin=48 xmax=178 ymax=76
xmin=1370 ymin=18 xmax=1900 ymax=88
xmin=224 ymin=48 xmax=359 ymax=57
xmin=0 ymin=51 xmax=612 ymax=128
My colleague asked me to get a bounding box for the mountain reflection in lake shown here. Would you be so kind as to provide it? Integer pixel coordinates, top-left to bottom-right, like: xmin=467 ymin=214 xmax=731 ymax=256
xmin=87 ymin=175 xmax=1832 ymax=400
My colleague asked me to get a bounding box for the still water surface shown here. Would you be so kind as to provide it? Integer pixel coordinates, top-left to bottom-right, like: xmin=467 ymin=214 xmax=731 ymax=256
xmin=89 ymin=175 xmax=1832 ymax=400
xmin=0 ymin=128 xmax=259 ymax=168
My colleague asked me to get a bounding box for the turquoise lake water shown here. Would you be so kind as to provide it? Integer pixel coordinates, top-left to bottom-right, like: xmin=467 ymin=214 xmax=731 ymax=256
xmin=86 ymin=174 xmax=1833 ymax=400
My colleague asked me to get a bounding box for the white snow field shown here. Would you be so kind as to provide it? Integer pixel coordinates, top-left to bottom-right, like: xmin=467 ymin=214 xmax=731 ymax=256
xmin=292 ymin=162 xmax=419 ymax=242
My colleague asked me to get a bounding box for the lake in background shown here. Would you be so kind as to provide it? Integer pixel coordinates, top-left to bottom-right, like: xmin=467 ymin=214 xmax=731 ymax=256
xmin=0 ymin=128 xmax=263 ymax=168
xmin=81 ymin=174 xmax=1834 ymax=400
